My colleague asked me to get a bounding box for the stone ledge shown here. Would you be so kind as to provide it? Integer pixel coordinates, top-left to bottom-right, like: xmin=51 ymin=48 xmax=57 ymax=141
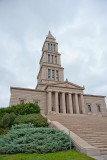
xmin=48 ymin=119 xmax=100 ymax=157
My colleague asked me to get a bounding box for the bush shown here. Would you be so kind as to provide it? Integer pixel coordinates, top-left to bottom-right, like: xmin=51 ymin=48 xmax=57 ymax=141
xmin=0 ymin=128 xmax=9 ymax=135
xmin=0 ymin=124 xmax=72 ymax=154
xmin=0 ymin=109 xmax=6 ymax=121
xmin=0 ymin=113 xmax=16 ymax=129
xmin=13 ymin=114 xmax=48 ymax=127
xmin=0 ymin=103 xmax=40 ymax=120
xmin=0 ymin=113 xmax=10 ymax=128
xmin=9 ymin=112 xmax=17 ymax=124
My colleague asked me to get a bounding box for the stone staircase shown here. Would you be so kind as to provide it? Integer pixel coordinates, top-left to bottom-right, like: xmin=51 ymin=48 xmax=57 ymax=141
xmin=47 ymin=114 xmax=107 ymax=155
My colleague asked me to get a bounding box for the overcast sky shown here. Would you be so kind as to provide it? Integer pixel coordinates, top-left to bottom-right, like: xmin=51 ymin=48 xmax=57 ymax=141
xmin=0 ymin=0 xmax=107 ymax=108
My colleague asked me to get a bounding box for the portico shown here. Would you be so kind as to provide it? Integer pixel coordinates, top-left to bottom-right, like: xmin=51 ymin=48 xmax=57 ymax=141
xmin=47 ymin=90 xmax=85 ymax=114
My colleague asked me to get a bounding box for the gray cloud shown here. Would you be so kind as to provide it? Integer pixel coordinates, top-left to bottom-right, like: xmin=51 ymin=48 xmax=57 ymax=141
xmin=0 ymin=0 xmax=107 ymax=107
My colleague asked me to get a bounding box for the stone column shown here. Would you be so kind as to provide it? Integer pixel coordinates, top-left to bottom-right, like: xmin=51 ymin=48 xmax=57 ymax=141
xmin=48 ymin=91 xmax=52 ymax=113
xmin=80 ymin=94 xmax=85 ymax=114
xmin=74 ymin=93 xmax=80 ymax=114
xmin=55 ymin=92 xmax=59 ymax=113
xmin=62 ymin=92 xmax=66 ymax=114
xmin=68 ymin=93 xmax=73 ymax=114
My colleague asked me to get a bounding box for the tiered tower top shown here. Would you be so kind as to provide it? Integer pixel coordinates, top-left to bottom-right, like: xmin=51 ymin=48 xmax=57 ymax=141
xmin=36 ymin=31 xmax=64 ymax=90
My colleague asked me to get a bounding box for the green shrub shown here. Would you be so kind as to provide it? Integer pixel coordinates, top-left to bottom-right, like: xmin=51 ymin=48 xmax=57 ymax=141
xmin=9 ymin=112 xmax=17 ymax=124
xmin=0 ymin=124 xmax=72 ymax=154
xmin=0 ymin=103 xmax=40 ymax=121
xmin=0 ymin=109 xmax=6 ymax=121
xmin=0 ymin=113 xmax=10 ymax=128
xmin=13 ymin=114 xmax=48 ymax=127
xmin=0 ymin=127 xmax=9 ymax=135
xmin=0 ymin=113 xmax=16 ymax=129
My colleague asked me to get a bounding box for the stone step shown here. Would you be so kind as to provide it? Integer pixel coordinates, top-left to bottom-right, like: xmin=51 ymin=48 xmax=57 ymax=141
xmin=78 ymin=135 xmax=107 ymax=138
xmin=47 ymin=115 xmax=107 ymax=155
xmin=100 ymin=148 xmax=107 ymax=152
xmin=94 ymin=145 xmax=107 ymax=148
xmin=84 ymin=141 xmax=107 ymax=145
xmin=100 ymin=151 xmax=107 ymax=155
xmin=89 ymin=142 xmax=105 ymax=146
xmin=70 ymin=130 xmax=107 ymax=133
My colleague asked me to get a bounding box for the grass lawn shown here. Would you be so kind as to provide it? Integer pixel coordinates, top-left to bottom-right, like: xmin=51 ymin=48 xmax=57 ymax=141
xmin=0 ymin=150 xmax=95 ymax=160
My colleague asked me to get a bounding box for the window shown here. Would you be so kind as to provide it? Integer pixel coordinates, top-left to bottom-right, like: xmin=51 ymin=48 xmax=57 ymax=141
xmin=52 ymin=70 xmax=54 ymax=80
xmin=55 ymin=56 xmax=57 ymax=64
xmin=97 ymin=105 xmax=101 ymax=112
xmin=51 ymin=44 xmax=52 ymax=50
xmin=88 ymin=104 xmax=91 ymax=112
xmin=48 ymin=54 xmax=50 ymax=63
xmin=48 ymin=69 xmax=50 ymax=80
xmin=48 ymin=43 xmax=50 ymax=50
xmin=51 ymin=55 xmax=53 ymax=63
xmin=54 ymin=44 xmax=55 ymax=51
xmin=34 ymin=101 xmax=38 ymax=105
xmin=56 ymin=70 xmax=59 ymax=81
xmin=20 ymin=99 xmax=24 ymax=104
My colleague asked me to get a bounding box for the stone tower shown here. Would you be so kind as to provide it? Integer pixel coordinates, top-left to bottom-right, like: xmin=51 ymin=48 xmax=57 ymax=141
xmin=36 ymin=31 xmax=64 ymax=90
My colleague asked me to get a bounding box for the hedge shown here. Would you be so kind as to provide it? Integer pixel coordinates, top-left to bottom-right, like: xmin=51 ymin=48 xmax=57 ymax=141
xmin=0 ymin=113 xmax=16 ymax=129
xmin=13 ymin=114 xmax=48 ymax=127
xmin=0 ymin=124 xmax=72 ymax=154
xmin=0 ymin=103 xmax=40 ymax=121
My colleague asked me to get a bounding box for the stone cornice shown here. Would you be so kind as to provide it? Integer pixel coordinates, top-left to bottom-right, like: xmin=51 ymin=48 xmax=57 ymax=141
xmin=43 ymin=50 xmax=61 ymax=55
xmin=83 ymin=94 xmax=106 ymax=98
xmin=10 ymin=87 xmax=46 ymax=93
xmin=43 ymin=63 xmax=63 ymax=68
xmin=46 ymin=85 xmax=84 ymax=91
xmin=45 ymin=40 xmax=58 ymax=44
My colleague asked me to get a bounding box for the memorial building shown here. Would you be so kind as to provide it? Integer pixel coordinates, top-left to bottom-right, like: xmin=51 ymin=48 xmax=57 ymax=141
xmin=10 ymin=32 xmax=107 ymax=115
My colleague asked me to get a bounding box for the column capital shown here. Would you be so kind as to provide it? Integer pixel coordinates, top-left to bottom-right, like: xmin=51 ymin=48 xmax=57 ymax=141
xmin=80 ymin=93 xmax=84 ymax=95
xmin=47 ymin=90 xmax=52 ymax=93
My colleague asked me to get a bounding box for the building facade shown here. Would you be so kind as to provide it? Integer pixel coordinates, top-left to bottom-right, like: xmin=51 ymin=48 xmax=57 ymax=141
xmin=10 ymin=32 xmax=107 ymax=115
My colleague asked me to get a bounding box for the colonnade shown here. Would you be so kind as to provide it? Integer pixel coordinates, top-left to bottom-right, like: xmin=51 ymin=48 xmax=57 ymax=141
xmin=47 ymin=91 xmax=85 ymax=114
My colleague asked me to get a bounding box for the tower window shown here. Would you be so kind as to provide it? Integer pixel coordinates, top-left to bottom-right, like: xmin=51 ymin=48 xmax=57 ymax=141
xmin=48 ymin=69 xmax=50 ymax=80
xmin=97 ymin=105 xmax=101 ymax=112
xmin=55 ymin=56 xmax=57 ymax=64
xmin=56 ymin=70 xmax=59 ymax=81
xmin=51 ymin=55 xmax=53 ymax=63
xmin=88 ymin=104 xmax=91 ymax=112
xmin=48 ymin=43 xmax=50 ymax=50
xmin=52 ymin=70 xmax=54 ymax=80
xmin=48 ymin=54 xmax=50 ymax=63
xmin=51 ymin=44 xmax=52 ymax=51
xmin=54 ymin=44 xmax=55 ymax=51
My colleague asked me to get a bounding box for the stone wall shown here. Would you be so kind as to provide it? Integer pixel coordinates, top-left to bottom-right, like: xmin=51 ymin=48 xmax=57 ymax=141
xmin=10 ymin=87 xmax=47 ymax=114
xmin=84 ymin=94 xmax=107 ymax=115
